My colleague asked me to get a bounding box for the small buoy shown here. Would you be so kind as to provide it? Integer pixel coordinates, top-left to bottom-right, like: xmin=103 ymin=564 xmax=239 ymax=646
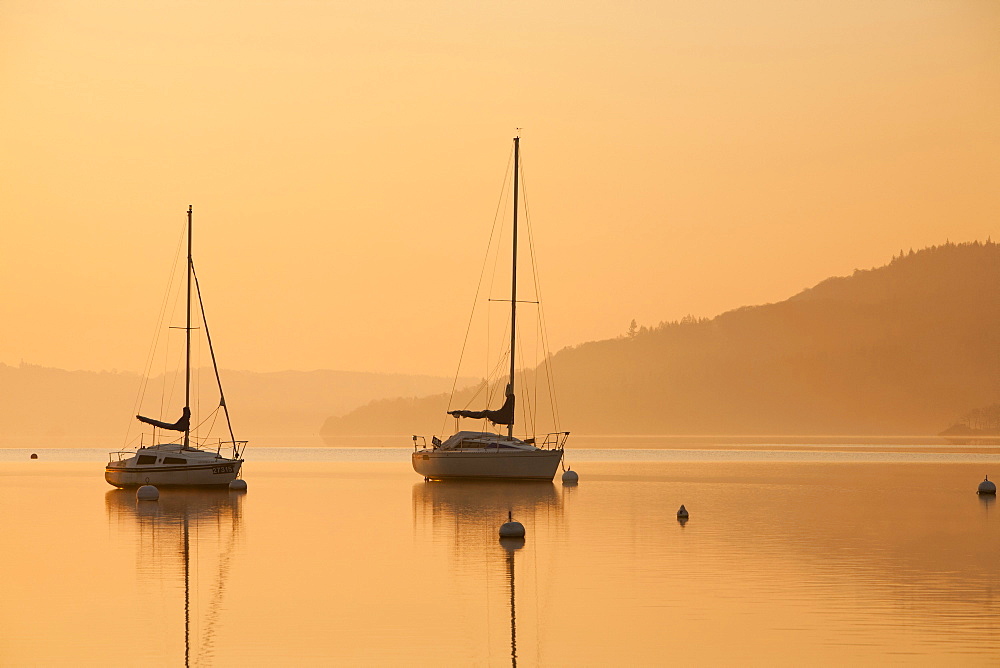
xmin=499 ymin=511 xmax=525 ymax=538
xmin=562 ymin=468 xmax=579 ymax=484
xmin=229 ymin=479 xmax=247 ymax=492
xmin=677 ymin=504 xmax=689 ymax=519
xmin=978 ymin=476 xmax=997 ymax=495
xmin=136 ymin=485 xmax=159 ymax=501
xmin=29 ymin=453 xmax=37 ymax=459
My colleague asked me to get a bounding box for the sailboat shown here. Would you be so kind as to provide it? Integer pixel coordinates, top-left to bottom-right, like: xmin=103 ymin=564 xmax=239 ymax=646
xmin=106 ymin=206 xmax=245 ymax=487
xmin=411 ymin=136 xmax=568 ymax=481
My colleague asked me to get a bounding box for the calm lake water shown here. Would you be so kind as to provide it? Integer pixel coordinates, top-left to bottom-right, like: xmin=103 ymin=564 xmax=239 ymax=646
xmin=0 ymin=445 xmax=997 ymax=666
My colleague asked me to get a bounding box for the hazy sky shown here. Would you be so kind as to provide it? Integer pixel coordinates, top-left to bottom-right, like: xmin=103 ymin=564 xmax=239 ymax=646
xmin=2 ymin=1 xmax=997 ymax=376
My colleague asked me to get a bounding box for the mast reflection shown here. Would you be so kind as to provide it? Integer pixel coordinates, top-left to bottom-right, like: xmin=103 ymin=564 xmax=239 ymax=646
xmin=500 ymin=536 xmax=524 ymax=667
xmin=105 ymin=488 xmax=244 ymax=667
xmin=413 ymin=481 xmax=560 ymax=666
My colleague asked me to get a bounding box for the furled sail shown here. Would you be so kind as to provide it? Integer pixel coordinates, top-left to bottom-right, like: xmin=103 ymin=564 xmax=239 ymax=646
xmin=448 ymin=386 xmax=515 ymax=426
xmin=136 ymin=406 xmax=191 ymax=432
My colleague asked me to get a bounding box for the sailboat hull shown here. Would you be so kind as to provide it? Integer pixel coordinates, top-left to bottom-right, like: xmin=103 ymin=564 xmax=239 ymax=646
xmin=105 ymin=460 xmax=243 ymax=487
xmin=412 ymin=448 xmax=563 ymax=481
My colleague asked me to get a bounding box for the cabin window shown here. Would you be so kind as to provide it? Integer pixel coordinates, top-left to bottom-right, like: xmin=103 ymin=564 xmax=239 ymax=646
xmin=136 ymin=455 xmax=156 ymax=465
xmin=163 ymin=457 xmax=187 ymax=465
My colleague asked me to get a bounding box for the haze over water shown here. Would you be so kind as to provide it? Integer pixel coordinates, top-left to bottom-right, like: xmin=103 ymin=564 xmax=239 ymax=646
xmin=1 ymin=445 xmax=997 ymax=665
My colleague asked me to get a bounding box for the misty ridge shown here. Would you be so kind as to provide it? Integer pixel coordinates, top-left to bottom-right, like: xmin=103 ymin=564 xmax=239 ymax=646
xmin=5 ymin=241 xmax=998 ymax=445
xmin=323 ymin=241 xmax=1000 ymax=438
xmin=0 ymin=366 xmax=472 ymax=444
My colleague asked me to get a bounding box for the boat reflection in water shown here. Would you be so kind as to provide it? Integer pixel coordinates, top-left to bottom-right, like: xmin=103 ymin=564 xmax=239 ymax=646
xmin=105 ymin=488 xmax=244 ymax=667
xmin=413 ymin=480 xmax=562 ymax=666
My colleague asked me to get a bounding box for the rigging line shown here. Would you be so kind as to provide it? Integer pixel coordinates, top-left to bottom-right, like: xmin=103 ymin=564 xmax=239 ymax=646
xmin=533 ymin=314 xmax=541 ymax=434
xmin=459 ymin=378 xmax=490 ymax=410
xmin=192 ymin=263 xmax=240 ymax=453
xmin=459 ymin=344 xmax=510 ymax=414
xmin=163 ymin=269 xmax=187 ymax=420
xmin=126 ymin=222 xmax=186 ymax=448
xmin=493 ymin=311 xmax=512 ymax=392
xmin=163 ymin=226 xmax=190 ymax=420
xmin=444 ymin=146 xmax=514 ymax=432
xmin=486 ymin=177 xmax=513 ymax=386
xmin=515 ymin=321 xmax=536 ymax=438
xmin=478 ymin=312 xmax=513 ymax=413
xmin=191 ymin=405 xmax=220 ymax=435
xmin=454 ymin=316 xmax=511 ymax=412
xmin=518 ymin=170 xmax=547 ymax=434
xmin=194 ymin=332 xmax=201 ymax=444
xmin=537 ymin=314 xmax=559 ymax=433
xmin=520 ymin=155 xmax=562 ymax=429
xmin=456 ymin=327 xmax=513 ymax=418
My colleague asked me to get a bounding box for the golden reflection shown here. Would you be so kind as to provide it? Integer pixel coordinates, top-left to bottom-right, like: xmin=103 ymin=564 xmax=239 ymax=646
xmin=980 ymin=492 xmax=995 ymax=512
xmin=412 ymin=480 xmax=561 ymax=552
xmin=105 ymin=489 xmax=244 ymax=667
xmin=413 ymin=481 xmax=561 ymax=666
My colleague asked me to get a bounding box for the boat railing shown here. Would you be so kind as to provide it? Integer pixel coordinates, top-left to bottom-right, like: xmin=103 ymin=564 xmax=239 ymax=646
xmin=109 ymin=433 xmax=247 ymax=460
xmin=410 ymin=432 xmax=569 ymax=451
xmin=541 ymin=431 xmax=570 ymax=449
xmin=221 ymin=440 xmax=249 ymax=459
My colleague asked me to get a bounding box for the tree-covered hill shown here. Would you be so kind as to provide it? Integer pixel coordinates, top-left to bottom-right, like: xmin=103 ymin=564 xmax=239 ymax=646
xmin=323 ymin=242 xmax=1000 ymax=437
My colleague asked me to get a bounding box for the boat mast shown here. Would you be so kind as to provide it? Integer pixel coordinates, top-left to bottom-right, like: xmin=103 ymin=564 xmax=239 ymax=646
xmin=184 ymin=205 xmax=193 ymax=449
xmin=508 ymin=136 xmax=519 ymax=439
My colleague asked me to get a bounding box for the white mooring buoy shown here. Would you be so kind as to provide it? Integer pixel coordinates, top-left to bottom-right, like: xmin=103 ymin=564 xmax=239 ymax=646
xmin=136 ymin=485 xmax=159 ymax=501
xmin=499 ymin=511 xmax=526 ymax=538
xmin=562 ymin=468 xmax=579 ymax=484
xmin=677 ymin=504 xmax=689 ymax=519
xmin=978 ymin=476 xmax=997 ymax=495
xmin=229 ymin=479 xmax=248 ymax=492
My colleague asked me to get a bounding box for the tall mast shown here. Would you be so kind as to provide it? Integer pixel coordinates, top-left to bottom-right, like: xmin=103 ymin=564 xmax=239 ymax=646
xmin=508 ymin=136 xmax=519 ymax=439
xmin=184 ymin=205 xmax=193 ymax=448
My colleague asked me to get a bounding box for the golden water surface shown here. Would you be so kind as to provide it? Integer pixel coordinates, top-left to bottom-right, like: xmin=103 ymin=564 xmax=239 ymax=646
xmin=0 ymin=457 xmax=997 ymax=666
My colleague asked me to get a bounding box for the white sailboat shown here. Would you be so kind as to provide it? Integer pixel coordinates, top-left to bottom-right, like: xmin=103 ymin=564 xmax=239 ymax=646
xmin=106 ymin=206 xmax=245 ymax=487
xmin=412 ymin=136 xmax=568 ymax=481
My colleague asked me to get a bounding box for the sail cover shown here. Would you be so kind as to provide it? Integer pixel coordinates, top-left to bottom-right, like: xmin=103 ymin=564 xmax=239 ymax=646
xmin=136 ymin=406 xmax=191 ymax=432
xmin=448 ymin=386 xmax=515 ymax=426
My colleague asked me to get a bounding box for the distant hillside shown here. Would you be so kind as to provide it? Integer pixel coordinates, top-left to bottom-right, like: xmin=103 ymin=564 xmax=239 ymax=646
xmin=0 ymin=364 xmax=470 ymax=445
xmin=323 ymin=242 xmax=1000 ymax=437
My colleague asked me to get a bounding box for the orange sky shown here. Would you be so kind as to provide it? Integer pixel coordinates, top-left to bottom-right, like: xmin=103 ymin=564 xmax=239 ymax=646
xmin=1 ymin=1 xmax=998 ymax=376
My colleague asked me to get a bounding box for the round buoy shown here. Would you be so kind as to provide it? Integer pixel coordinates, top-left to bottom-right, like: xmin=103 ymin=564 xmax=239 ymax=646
xmin=677 ymin=504 xmax=689 ymax=519
xmin=29 ymin=453 xmax=37 ymax=460
xmin=136 ymin=485 xmax=159 ymax=501
xmin=562 ymin=469 xmax=579 ymax=484
xmin=229 ymin=479 xmax=247 ymax=492
xmin=499 ymin=511 xmax=525 ymax=538
xmin=978 ymin=476 xmax=997 ymax=495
